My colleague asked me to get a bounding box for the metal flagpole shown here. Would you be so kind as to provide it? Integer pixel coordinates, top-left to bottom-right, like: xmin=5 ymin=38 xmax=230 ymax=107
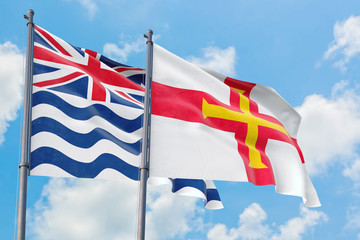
xmin=17 ymin=9 xmax=35 ymax=240
xmin=137 ymin=29 xmax=153 ymax=240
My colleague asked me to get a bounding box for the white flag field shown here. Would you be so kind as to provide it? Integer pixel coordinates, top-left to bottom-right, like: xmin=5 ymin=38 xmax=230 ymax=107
xmin=149 ymin=44 xmax=320 ymax=207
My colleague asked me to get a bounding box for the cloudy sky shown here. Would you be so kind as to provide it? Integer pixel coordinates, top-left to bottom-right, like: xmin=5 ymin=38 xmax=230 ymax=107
xmin=1 ymin=0 xmax=360 ymax=239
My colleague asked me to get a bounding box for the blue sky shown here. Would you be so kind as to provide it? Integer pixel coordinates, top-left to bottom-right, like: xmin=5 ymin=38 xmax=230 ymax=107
xmin=1 ymin=0 xmax=360 ymax=239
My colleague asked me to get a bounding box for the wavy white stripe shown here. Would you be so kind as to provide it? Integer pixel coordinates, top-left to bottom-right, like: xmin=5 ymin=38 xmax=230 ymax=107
xmin=32 ymin=104 xmax=142 ymax=142
xmin=205 ymin=200 xmax=223 ymax=210
xmin=148 ymin=177 xmax=223 ymax=209
xmin=148 ymin=177 xmax=172 ymax=185
xmin=118 ymin=69 xmax=146 ymax=78
xmin=204 ymin=180 xmax=224 ymax=210
xmin=204 ymin=180 xmax=216 ymax=189
xmin=32 ymin=88 xmax=144 ymax=119
xmin=31 ymin=164 xmax=135 ymax=180
xmin=31 ymin=132 xmax=140 ymax=165
xmin=94 ymin=168 xmax=138 ymax=180
xmin=173 ymin=186 xmax=206 ymax=199
xmin=149 ymin=177 xmax=204 ymax=198
xmin=30 ymin=164 xmax=75 ymax=178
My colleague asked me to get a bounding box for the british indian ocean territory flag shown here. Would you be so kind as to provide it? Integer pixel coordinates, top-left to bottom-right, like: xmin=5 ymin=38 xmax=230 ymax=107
xmin=149 ymin=44 xmax=320 ymax=207
xmin=30 ymin=25 xmax=145 ymax=180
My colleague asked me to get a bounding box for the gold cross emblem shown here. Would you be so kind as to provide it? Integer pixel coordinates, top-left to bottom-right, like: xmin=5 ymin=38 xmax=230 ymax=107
xmin=202 ymin=88 xmax=290 ymax=169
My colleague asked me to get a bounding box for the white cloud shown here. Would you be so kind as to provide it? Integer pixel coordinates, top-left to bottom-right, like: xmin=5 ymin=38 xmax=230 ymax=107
xmin=323 ymin=15 xmax=360 ymax=71
xmin=78 ymin=0 xmax=98 ymax=19
xmin=103 ymin=37 xmax=145 ymax=63
xmin=236 ymin=203 xmax=271 ymax=240
xmin=331 ymin=79 xmax=350 ymax=96
xmin=208 ymin=203 xmax=270 ymax=240
xmin=62 ymin=0 xmax=98 ymax=19
xmin=208 ymin=224 xmax=239 ymax=240
xmin=271 ymin=206 xmax=328 ymax=240
xmin=344 ymin=206 xmax=360 ymax=240
xmin=345 ymin=206 xmax=360 ymax=230
xmin=28 ymin=178 xmax=202 ymax=240
xmin=187 ymin=46 xmax=237 ymax=77
xmin=103 ymin=43 xmax=236 ymax=74
xmin=146 ymin=184 xmax=203 ymax=239
xmin=0 ymin=41 xmax=24 ymax=145
xmin=343 ymin=158 xmax=360 ymax=184
xmin=28 ymin=179 xmax=139 ymax=240
xmin=296 ymin=81 xmax=360 ymax=176
xmin=207 ymin=203 xmax=327 ymax=240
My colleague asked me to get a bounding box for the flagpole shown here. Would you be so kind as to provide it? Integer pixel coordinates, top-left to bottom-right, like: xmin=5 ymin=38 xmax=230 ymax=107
xmin=137 ymin=29 xmax=153 ymax=240
xmin=17 ymin=9 xmax=35 ymax=240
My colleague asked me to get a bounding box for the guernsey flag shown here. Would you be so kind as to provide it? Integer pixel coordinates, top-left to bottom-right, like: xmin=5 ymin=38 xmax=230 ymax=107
xmin=149 ymin=44 xmax=320 ymax=207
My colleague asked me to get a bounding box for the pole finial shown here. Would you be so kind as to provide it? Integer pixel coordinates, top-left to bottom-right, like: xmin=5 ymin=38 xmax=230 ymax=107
xmin=145 ymin=29 xmax=153 ymax=44
xmin=25 ymin=9 xmax=35 ymax=26
xmin=28 ymin=9 xmax=35 ymax=16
